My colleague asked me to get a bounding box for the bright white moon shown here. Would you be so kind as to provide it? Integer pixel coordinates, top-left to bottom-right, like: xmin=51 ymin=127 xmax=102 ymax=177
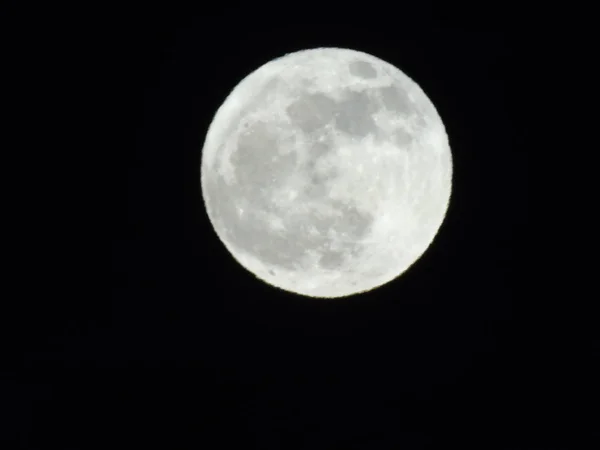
xmin=201 ymin=47 xmax=452 ymax=298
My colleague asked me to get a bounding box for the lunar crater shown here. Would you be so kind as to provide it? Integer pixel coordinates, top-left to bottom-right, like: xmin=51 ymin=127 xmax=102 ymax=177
xmin=348 ymin=60 xmax=378 ymax=79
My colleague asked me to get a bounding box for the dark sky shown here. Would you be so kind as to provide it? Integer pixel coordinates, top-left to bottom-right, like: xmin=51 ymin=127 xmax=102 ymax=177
xmin=8 ymin=6 xmax=593 ymax=450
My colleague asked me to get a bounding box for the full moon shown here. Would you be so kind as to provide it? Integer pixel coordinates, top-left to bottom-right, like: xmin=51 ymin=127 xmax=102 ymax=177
xmin=201 ymin=47 xmax=452 ymax=298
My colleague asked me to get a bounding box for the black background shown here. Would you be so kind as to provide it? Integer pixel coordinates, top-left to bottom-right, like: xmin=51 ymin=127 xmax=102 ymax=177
xmin=7 ymin=5 xmax=595 ymax=450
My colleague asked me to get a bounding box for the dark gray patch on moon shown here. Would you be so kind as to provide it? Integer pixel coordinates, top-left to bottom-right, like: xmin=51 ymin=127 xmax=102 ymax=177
xmin=333 ymin=91 xmax=379 ymax=138
xmin=287 ymin=89 xmax=383 ymax=140
xmin=303 ymin=139 xmax=336 ymax=173
xmin=378 ymin=85 xmax=413 ymax=114
xmin=348 ymin=60 xmax=378 ymax=79
xmin=378 ymin=85 xmax=428 ymax=130
xmin=206 ymin=119 xmax=321 ymax=272
xmin=330 ymin=202 xmax=373 ymax=239
xmin=394 ymin=127 xmax=413 ymax=148
xmin=318 ymin=248 xmax=347 ymax=270
xmin=286 ymin=92 xmax=337 ymax=133
xmin=303 ymin=172 xmax=334 ymax=199
xmin=230 ymin=121 xmax=297 ymax=198
xmin=310 ymin=139 xmax=334 ymax=158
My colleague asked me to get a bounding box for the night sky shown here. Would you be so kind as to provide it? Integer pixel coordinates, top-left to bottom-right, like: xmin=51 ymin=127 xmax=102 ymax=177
xmin=8 ymin=5 xmax=593 ymax=450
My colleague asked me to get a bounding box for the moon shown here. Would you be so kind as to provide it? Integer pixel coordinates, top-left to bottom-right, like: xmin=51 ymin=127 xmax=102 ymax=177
xmin=200 ymin=47 xmax=452 ymax=298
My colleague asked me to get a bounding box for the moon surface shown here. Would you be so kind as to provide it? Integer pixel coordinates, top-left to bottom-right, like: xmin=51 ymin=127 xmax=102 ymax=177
xmin=201 ymin=47 xmax=452 ymax=298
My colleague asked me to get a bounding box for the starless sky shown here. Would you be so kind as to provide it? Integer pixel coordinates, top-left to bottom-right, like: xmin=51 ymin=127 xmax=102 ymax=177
xmin=10 ymin=5 xmax=592 ymax=450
